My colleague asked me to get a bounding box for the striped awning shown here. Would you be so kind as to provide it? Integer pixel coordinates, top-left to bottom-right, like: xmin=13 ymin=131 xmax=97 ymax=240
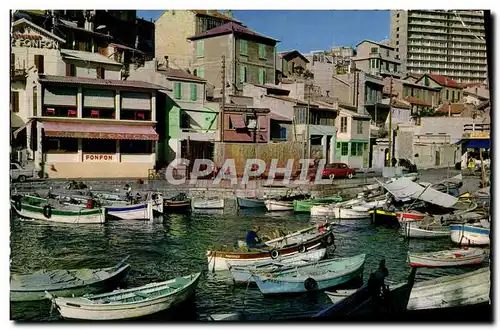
xmin=229 ymin=114 xmax=246 ymax=129
xmin=42 ymin=121 xmax=158 ymax=140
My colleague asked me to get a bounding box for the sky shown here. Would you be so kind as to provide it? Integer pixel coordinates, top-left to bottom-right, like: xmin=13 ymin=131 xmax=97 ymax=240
xmin=137 ymin=10 xmax=390 ymax=53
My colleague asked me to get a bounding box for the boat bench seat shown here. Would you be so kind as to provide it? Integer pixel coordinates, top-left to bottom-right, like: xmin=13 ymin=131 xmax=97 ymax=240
xmin=133 ymin=291 xmax=150 ymax=299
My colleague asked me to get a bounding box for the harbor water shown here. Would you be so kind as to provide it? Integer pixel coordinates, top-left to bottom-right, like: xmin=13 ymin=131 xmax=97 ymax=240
xmin=10 ymin=204 xmax=489 ymax=321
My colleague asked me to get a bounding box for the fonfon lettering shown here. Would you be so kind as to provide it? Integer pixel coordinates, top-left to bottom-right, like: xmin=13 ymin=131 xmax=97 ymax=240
xmin=85 ymin=154 xmax=113 ymax=161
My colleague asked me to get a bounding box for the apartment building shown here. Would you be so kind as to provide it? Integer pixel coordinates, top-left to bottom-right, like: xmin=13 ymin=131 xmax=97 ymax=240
xmin=390 ymin=10 xmax=488 ymax=83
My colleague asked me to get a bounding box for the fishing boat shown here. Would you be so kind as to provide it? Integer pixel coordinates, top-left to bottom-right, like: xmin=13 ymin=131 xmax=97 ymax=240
xmin=252 ymin=254 xmax=366 ymax=295
xmin=10 ymin=194 xmax=106 ymax=224
xmin=164 ymin=193 xmax=191 ymax=213
xmin=310 ymin=198 xmax=362 ymax=217
xmin=105 ymin=201 xmax=154 ymax=221
xmin=262 ymin=222 xmax=334 ymax=249
xmin=369 ymin=208 xmax=398 ymax=226
xmin=401 ymin=222 xmax=450 ymax=239
xmin=237 ymin=197 xmax=266 ymax=209
xmin=395 ymin=210 xmax=426 ymax=222
xmin=407 ymin=267 xmax=490 ymax=310
xmin=228 ymin=248 xmax=327 ymax=284
xmin=10 ymin=257 xmax=131 ymax=302
xmin=207 ymin=230 xmax=333 ymax=272
xmin=192 ymin=198 xmax=224 ymax=210
xmin=293 ymin=195 xmax=343 ymax=213
xmin=450 ymin=223 xmax=490 ymax=246
xmin=49 ymin=272 xmax=201 ymax=320
xmin=265 ymin=200 xmax=293 ymax=212
xmin=408 ymin=248 xmax=487 ymax=267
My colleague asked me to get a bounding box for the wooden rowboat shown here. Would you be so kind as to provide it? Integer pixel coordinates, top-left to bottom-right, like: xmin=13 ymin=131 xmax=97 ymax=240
xmin=265 ymin=200 xmax=293 ymax=212
xmin=10 ymin=257 xmax=131 ymax=302
xmin=237 ymin=197 xmax=266 ymax=209
xmin=49 ymin=272 xmax=201 ymax=320
xmin=252 ymin=254 xmax=366 ymax=295
xmin=395 ymin=210 xmax=426 ymax=222
xmin=401 ymin=222 xmax=450 ymax=239
xmin=11 ymin=194 xmax=106 ymax=224
xmin=450 ymin=223 xmax=490 ymax=246
xmin=408 ymin=248 xmax=487 ymax=268
xmin=192 ymin=198 xmax=224 ymax=210
xmin=207 ymin=230 xmax=334 ymax=272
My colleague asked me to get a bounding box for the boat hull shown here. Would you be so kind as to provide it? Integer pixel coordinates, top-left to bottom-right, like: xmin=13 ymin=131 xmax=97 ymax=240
xmin=252 ymin=255 xmax=365 ymax=295
xmin=450 ymin=224 xmax=490 ymax=246
xmin=265 ymin=200 xmax=293 ymax=211
xmin=164 ymin=200 xmax=191 ymax=213
xmin=396 ymin=211 xmax=426 ymax=222
xmin=369 ymin=209 xmax=398 ymax=226
xmin=11 ymin=199 xmax=105 ymax=224
xmin=229 ymin=249 xmax=327 ymax=283
xmin=54 ymin=273 xmax=201 ymax=320
xmin=192 ymin=199 xmax=224 ymax=209
xmin=402 ymin=224 xmax=450 ymax=238
xmin=10 ymin=265 xmax=131 ymax=302
xmin=106 ymin=202 xmax=153 ymax=221
xmin=237 ymin=197 xmax=265 ymax=209
xmin=408 ymin=249 xmax=487 ymax=267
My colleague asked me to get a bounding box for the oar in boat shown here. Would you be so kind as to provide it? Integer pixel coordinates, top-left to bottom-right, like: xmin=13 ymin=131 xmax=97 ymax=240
xmin=112 ymin=255 xmax=131 ymax=271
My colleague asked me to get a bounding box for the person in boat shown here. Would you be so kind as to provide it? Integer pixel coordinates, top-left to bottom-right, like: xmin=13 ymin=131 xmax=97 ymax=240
xmin=246 ymin=226 xmax=266 ymax=248
xmin=124 ymin=184 xmax=132 ymax=200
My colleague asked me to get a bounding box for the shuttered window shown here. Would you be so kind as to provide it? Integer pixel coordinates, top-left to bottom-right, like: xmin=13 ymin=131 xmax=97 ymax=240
xmin=11 ymin=91 xmax=19 ymax=113
xmin=259 ymin=68 xmax=266 ymax=85
xmin=190 ymin=84 xmax=197 ymax=101
xmin=97 ymin=67 xmax=105 ymax=79
xmin=121 ymin=92 xmax=151 ymax=110
xmin=83 ymin=89 xmax=115 ymax=108
xmin=174 ymin=82 xmax=182 ymax=99
xmin=240 ymin=40 xmax=247 ymax=55
xmin=44 ymin=87 xmax=78 ymax=106
xmin=34 ymin=55 xmax=44 ymax=74
xmin=240 ymin=65 xmax=247 ymax=83
xmin=197 ymin=40 xmax=204 ymax=57
xmin=259 ymin=44 xmax=266 ymax=58
xmin=66 ymin=63 xmax=76 ymax=77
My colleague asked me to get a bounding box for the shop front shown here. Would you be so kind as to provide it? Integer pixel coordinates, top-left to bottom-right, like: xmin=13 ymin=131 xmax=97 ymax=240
xmin=39 ymin=120 xmax=158 ymax=178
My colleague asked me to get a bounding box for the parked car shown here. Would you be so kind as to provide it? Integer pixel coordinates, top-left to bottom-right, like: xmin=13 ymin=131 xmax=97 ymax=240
xmin=10 ymin=162 xmax=35 ymax=182
xmin=321 ymin=162 xmax=356 ymax=179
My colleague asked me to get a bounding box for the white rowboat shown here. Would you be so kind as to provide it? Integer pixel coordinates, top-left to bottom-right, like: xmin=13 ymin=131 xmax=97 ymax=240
xmin=50 ymin=273 xmax=201 ymax=320
xmin=408 ymin=248 xmax=487 ymax=267
xmin=265 ymin=200 xmax=293 ymax=212
xmin=192 ymin=199 xmax=225 ymax=209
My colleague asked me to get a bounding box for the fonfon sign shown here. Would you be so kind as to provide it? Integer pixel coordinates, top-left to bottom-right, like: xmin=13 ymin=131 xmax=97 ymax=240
xmin=84 ymin=154 xmax=114 ymax=161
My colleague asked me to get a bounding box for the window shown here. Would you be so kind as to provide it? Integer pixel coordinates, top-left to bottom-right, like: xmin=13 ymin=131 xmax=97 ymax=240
xmin=43 ymin=138 xmax=78 ymax=153
xmin=452 ymin=90 xmax=455 ymax=102
xmin=82 ymin=138 xmax=116 ymax=153
xmin=11 ymin=91 xmax=19 ymax=113
xmin=396 ymin=27 xmax=399 ymax=32
xmin=385 ymin=61 xmax=389 ymax=71
xmin=33 ymin=86 xmax=38 ymax=116
xmin=340 ymin=117 xmax=347 ymax=133
xmin=446 ymin=89 xmax=449 ymax=100
xmin=411 ymin=88 xmax=414 ymax=97
xmin=258 ymin=68 xmax=266 ymax=84
xmin=351 ymin=142 xmax=359 ymax=156
xmin=356 ymin=120 xmax=363 ymax=134
xmin=240 ymin=39 xmax=248 ymax=56
xmin=197 ymin=67 xmax=205 ymax=78
xmin=246 ymin=115 xmax=257 ymax=129
xmin=197 ymin=40 xmax=204 ymax=57
xmin=341 ymin=142 xmax=349 ymax=156
xmin=66 ymin=63 xmax=76 ymax=77
xmin=259 ymin=44 xmax=266 ymax=58
xmin=397 ymin=13 xmax=400 ymax=18
xmin=371 ymin=47 xmax=378 ymax=54
xmin=386 ymin=49 xmax=390 ymax=57
xmin=120 ymin=140 xmax=152 ymax=154
xmin=174 ymin=82 xmax=182 ymax=99
xmin=396 ymin=34 xmax=399 ymax=39
xmin=96 ymin=67 xmax=105 ymax=79
xmin=240 ymin=65 xmax=247 ymax=83
xmin=34 ymin=55 xmax=44 ymax=74
xmin=190 ymin=84 xmax=198 ymax=101
xmin=280 ymin=127 xmax=286 ymax=139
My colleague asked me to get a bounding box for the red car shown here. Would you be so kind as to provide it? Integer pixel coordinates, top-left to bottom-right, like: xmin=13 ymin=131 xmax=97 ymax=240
xmin=321 ymin=162 xmax=356 ymax=179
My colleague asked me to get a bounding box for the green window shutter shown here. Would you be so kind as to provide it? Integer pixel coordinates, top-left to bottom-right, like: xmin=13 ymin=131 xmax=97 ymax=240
xmin=197 ymin=67 xmax=205 ymax=78
xmin=197 ymin=40 xmax=204 ymax=57
xmin=190 ymin=84 xmax=197 ymax=101
xmin=259 ymin=44 xmax=266 ymax=58
xmin=240 ymin=40 xmax=247 ymax=55
xmin=259 ymin=69 xmax=264 ymax=84
xmin=240 ymin=65 xmax=246 ymax=83
xmin=174 ymin=82 xmax=182 ymax=99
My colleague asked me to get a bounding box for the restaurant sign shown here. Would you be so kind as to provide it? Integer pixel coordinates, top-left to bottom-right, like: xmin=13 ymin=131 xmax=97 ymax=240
xmin=84 ymin=154 xmax=116 ymax=162
xmin=463 ymin=131 xmax=490 ymax=138
xmin=11 ymin=25 xmax=60 ymax=49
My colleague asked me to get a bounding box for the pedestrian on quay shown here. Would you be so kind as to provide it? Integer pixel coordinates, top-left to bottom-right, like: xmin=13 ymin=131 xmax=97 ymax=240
xmin=467 ymin=156 xmax=476 ymax=175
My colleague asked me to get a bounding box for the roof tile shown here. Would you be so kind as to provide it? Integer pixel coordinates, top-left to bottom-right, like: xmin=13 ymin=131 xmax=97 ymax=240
xmin=38 ymin=75 xmax=165 ymax=90
xmin=157 ymin=68 xmax=206 ymax=82
xmin=188 ymin=21 xmax=278 ymax=43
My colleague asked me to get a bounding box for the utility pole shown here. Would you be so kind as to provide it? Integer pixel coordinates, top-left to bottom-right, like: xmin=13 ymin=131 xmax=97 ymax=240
xmin=388 ymin=76 xmax=393 ymax=167
xmin=305 ymin=83 xmax=311 ymax=159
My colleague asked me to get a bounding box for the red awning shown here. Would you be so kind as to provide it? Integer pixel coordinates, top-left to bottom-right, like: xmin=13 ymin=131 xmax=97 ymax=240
xmin=42 ymin=121 xmax=158 ymax=140
xmin=229 ymin=114 xmax=246 ymax=129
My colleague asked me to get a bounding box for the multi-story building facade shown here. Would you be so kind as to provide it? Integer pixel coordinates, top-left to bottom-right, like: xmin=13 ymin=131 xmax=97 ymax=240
xmin=353 ymin=40 xmax=402 ymax=78
xmin=154 ymin=10 xmax=237 ymax=70
xmin=390 ymin=10 xmax=487 ymax=83
xmin=11 ymin=18 xmax=162 ymax=178
xmin=188 ymin=21 xmax=278 ymax=97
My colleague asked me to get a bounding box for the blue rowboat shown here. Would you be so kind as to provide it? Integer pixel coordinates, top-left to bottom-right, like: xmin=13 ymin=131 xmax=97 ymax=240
xmin=252 ymin=254 xmax=366 ymax=295
xmin=237 ymin=197 xmax=266 ymax=209
xmin=450 ymin=223 xmax=490 ymax=246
